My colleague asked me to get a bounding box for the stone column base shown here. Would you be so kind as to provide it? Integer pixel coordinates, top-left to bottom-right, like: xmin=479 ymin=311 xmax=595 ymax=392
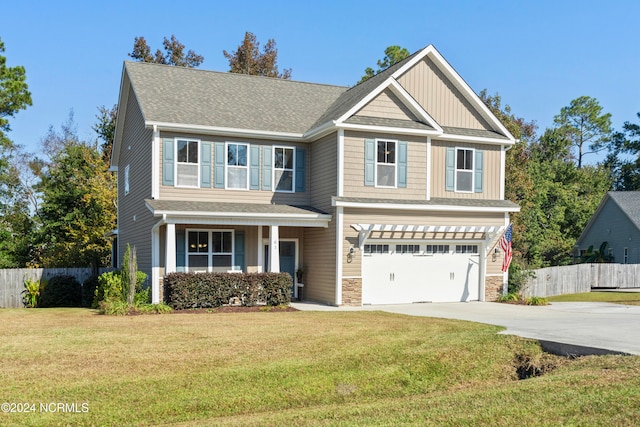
xmin=484 ymin=276 xmax=504 ymax=301
xmin=341 ymin=278 xmax=362 ymax=306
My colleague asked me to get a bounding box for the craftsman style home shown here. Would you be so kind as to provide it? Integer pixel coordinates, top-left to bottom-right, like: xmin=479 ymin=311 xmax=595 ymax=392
xmin=111 ymin=44 xmax=519 ymax=306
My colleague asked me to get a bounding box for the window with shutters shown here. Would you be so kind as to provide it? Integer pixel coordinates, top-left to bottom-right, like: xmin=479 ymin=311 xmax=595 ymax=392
xmin=274 ymin=146 xmax=295 ymax=192
xmin=455 ymin=148 xmax=474 ymax=192
xmin=176 ymin=138 xmax=199 ymax=187
xmin=226 ymin=142 xmax=249 ymax=190
xmin=187 ymin=230 xmax=233 ymax=273
xmin=376 ymin=139 xmax=396 ymax=187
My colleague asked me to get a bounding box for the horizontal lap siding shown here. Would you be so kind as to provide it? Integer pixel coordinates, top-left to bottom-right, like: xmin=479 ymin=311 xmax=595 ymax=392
xmin=118 ymin=88 xmax=154 ymax=276
xmin=310 ymin=133 xmax=337 ymax=212
xmin=303 ymin=220 xmax=336 ymax=305
xmin=397 ymin=56 xmax=492 ymax=130
xmin=355 ymin=89 xmax=416 ymax=120
xmin=159 ymin=132 xmax=311 ymax=206
xmin=343 ymin=131 xmax=427 ymax=199
xmin=431 ymin=140 xmax=501 ymax=200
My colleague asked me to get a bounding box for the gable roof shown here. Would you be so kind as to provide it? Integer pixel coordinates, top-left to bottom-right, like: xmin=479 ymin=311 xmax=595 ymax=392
xmin=577 ymin=191 xmax=640 ymax=244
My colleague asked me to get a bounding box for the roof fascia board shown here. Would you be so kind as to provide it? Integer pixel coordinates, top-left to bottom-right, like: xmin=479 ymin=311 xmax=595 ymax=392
xmin=145 ymin=201 xmax=332 ymax=221
xmin=147 ymin=121 xmax=304 ymax=141
xmin=387 ymin=79 xmax=443 ymax=132
xmin=392 ymin=45 xmax=515 ymax=142
xmin=337 ymin=122 xmax=440 ymax=137
xmin=332 ymin=199 xmax=520 ymax=213
xmin=111 ymin=65 xmax=130 ymax=169
xmin=166 ymin=217 xmax=330 ymax=228
xmin=436 ymin=133 xmax=515 ymax=145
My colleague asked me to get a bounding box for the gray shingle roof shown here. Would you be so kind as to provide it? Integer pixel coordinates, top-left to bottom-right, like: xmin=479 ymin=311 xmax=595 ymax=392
xmin=126 ymin=61 xmax=348 ymax=134
xmin=333 ymin=196 xmax=519 ymax=210
xmin=608 ymin=191 xmax=640 ymax=230
xmin=344 ymin=115 xmax=436 ymax=131
xmin=145 ymin=199 xmax=330 ymax=216
xmin=441 ymin=126 xmax=509 ymax=140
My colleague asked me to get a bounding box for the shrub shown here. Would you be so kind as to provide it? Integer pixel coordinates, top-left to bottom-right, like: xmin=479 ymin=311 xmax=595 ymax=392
xmin=525 ymin=296 xmax=549 ymax=306
xmin=39 ymin=275 xmax=82 ymax=308
xmin=497 ymin=292 xmax=520 ymax=303
xmin=507 ymin=259 xmax=535 ymax=295
xmin=82 ymin=276 xmax=99 ymax=308
xmin=94 ymin=271 xmax=123 ymax=308
xmin=164 ymin=272 xmax=291 ymax=310
xmin=98 ymin=299 xmax=129 ymax=316
xmin=22 ymin=277 xmax=41 ymax=308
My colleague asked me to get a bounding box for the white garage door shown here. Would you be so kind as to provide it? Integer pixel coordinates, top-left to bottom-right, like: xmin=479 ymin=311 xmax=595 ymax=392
xmin=362 ymin=243 xmax=480 ymax=305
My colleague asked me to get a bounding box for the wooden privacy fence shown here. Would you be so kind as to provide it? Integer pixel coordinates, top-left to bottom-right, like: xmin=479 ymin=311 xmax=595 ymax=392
xmin=0 ymin=268 xmax=109 ymax=308
xmin=522 ymin=263 xmax=640 ymax=298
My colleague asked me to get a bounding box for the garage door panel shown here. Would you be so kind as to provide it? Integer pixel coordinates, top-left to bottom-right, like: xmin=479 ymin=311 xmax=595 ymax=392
xmin=362 ymin=245 xmax=479 ymax=304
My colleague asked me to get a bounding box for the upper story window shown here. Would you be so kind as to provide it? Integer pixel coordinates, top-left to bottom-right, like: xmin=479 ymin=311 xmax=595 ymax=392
xmin=226 ymin=143 xmax=249 ymax=190
xmin=456 ymin=148 xmax=473 ymax=192
xmin=274 ymin=146 xmax=294 ymax=192
xmin=124 ymin=164 xmax=130 ymax=195
xmin=376 ymin=139 xmax=396 ymax=187
xmin=176 ymin=138 xmax=199 ymax=187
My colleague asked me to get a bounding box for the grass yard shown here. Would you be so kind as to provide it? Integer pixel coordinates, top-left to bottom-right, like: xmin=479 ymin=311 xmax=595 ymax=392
xmin=548 ymin=291 xmax=640 ymax=305
xmin=1 ymin=309 xmax=639 ymax=426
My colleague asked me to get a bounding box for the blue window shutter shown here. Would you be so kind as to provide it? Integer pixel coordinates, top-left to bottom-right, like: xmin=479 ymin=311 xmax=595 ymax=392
xmin=474 ymin=149 xmax=484 ymax=193
xmin=176 ymin=230 xmax=186 ymax=272
xmin=445 ymin=147 xmax=455 ymax=192
xmin=214 ymin=142 xmax=225 ymax=188
xmin=364 ymin=139 xmax=375 ymax=186
xmin=262 ymin=146 xmax=272 ymax=190
xmin=295 ymin=148 xmax=306 ymax=192
xmin=397 ymin=141 xmax=408 ymax=188
xmin=234 ymin=231 xmax=245 ymax=271
xmin=162 ymin=138 xmax=174 ymax=186
xmin=200 ymin=141 xmax=212 ymax=188
xmin=250 ymin=145 xmax=260 ymax=190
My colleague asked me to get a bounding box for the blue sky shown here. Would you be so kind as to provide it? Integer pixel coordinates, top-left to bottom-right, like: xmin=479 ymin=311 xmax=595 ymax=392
xmin=2 ymin=0 xmax=639 ymax=158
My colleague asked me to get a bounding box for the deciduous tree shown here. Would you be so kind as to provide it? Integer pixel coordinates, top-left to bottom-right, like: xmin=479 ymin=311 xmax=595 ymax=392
xmin=223 ymin=32 xmax=291 ymax=79
xmin=129 ymin=35 xmax=204 ymax=68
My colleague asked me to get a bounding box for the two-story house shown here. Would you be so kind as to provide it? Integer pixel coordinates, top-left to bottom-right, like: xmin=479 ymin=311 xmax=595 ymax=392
xmin=111 ymin=44 xmax=519 ymax=306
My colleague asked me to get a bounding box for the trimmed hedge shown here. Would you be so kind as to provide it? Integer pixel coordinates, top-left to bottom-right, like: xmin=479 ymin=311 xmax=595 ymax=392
xmin=164 ymin=272 xmax=292 ymax=310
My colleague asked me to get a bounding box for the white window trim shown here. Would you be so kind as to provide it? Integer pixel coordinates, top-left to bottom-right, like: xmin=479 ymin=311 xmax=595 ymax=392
xmin=225 ymin=142 xmax=250 ymax=191
xmin=175 ymin=138 xmax=200 ymax=188
xmin=124 ymin=164 xmax=130 ymax=195
xmin=273 ymin=145 xmax=295 ymax=193
xmin=455 ymin=147 xmax=474 ymax=193
xmin=185 ymin=229 xmax=235 ymax=273
xmin=375 ymin=138 xmax=398 ymax=189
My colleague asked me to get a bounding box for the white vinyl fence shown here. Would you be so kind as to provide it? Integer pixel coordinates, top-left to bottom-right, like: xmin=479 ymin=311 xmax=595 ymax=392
xmin=0 ymin=268 xmax=108 ymax=308
xmin=521 ymin=263 xmax=640 ymax=298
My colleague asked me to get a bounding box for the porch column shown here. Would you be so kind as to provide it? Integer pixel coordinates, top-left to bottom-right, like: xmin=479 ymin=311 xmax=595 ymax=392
xmin=268 ymin=225 xmax=280 ymax=272
xmin=257 ymin=225 xmax=263 ymax=272
xmin=166 ymin=223 xmax=176 ymax=274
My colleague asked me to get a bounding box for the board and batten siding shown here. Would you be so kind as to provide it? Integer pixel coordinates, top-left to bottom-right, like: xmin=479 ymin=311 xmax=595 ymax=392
xmin=343 ymin=130 xmax=427 ymax=200
xmin=397 ymin=56 xmax=492 ymax=131
xmin=355 ymin=88 xmax=417 ymax=121
xmin=303 ymin=220 xmax=337 ymax=305
xmin=341 ymin=208 xmax=504 ymax=278
xmin=309 ymin=132 xmax=337 ymax=212
xmin=118 ymin=86 xmax=155 ymax=276
xmin=430 ymin=140 xmax=501 ymax=200
xmin=159 ymin=132 xmax=311 ymax=206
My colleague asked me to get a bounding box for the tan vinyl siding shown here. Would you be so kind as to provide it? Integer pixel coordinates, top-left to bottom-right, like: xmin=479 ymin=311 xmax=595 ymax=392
xmin=159 ymin=132 xmax=311 ymax=206
xmin=310 ymin=133 xmax=337 ymax=212
xmin=343 ymin=130 xmax=427 ymax=199
xmin=117 ymin=87 xmax=155 ymax=276
xmin=342 ymin=208 xmax=504 ymax=278
xmin=397 ymin=56 xmax=492 ymax=130
xmin=355 ymin=89 xmax=417 ymax=120
xmin=303 ymin=219 xmax=336 ymax=304
xmin=430 ymin=140 xmax=501 ymax=199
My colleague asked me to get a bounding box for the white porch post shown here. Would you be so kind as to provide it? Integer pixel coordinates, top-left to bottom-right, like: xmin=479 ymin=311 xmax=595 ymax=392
xmin=268 ymin=225 xmax=280 ymax=273
xmin=166 ymin=223 xmax=176 ymax=274
xmin=151 ymin=227 xmax=160 ymax=304
xmin=257 ymin=225 xmax=263 ymax=272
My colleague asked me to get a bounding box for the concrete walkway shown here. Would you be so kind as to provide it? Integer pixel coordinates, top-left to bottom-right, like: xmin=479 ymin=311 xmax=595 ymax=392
xmin=291 ymin=301 xmax=640 ymax=356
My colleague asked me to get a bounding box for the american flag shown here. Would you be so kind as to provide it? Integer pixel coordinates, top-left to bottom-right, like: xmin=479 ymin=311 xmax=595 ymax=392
xmin=499 ymin=224 xmax=513 ymax=273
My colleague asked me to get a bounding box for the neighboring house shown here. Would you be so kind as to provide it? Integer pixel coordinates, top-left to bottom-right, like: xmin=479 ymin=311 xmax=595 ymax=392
xmin=576 ymin=191 xmax=640 ymax=264
xmin=111 ymin=44 xmax=519 ymax=306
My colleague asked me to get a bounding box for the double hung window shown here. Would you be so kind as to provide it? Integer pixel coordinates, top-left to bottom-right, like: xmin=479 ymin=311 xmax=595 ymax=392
xmin=274 ymin=146 xmax=294 ymax=192
xmin=376 ymin=140 xmax=396 ymax=187
xmin=176 ymin=139 xmax=199 ymax=187
xmin=226 ymin=143 xmax=249 ymax=189
xmin=187 ymin=230 xmax=233 ymax=272
xmin=455 ymin=148 xmax=473 ymax=192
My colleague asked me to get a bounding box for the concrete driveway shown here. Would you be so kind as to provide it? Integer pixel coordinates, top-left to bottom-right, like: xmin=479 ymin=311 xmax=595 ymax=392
xmin=291 ymin=301 xmax=640 ymax=356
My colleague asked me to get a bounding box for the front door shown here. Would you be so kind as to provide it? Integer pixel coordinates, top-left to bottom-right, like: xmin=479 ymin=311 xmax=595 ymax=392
xmin=264 ymin=240 xmax=297 ymax=297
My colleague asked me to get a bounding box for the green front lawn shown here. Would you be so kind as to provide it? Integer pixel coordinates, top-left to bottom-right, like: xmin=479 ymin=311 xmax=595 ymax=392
xmin=1 ymin=308 xmax=639 ymax=426
xmin=548 ymin=291 xmax=640 ymax=305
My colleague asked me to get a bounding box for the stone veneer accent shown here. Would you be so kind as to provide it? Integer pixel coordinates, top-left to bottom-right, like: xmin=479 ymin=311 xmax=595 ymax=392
xmin=484 ymin=275 xmax=504 ymax=301
xmin=341 ymin=278 xmax=362 ymax=306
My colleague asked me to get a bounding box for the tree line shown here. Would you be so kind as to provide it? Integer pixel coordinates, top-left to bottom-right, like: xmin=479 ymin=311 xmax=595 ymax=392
xmin=1 ymin=37 xmax=639 ymax=277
